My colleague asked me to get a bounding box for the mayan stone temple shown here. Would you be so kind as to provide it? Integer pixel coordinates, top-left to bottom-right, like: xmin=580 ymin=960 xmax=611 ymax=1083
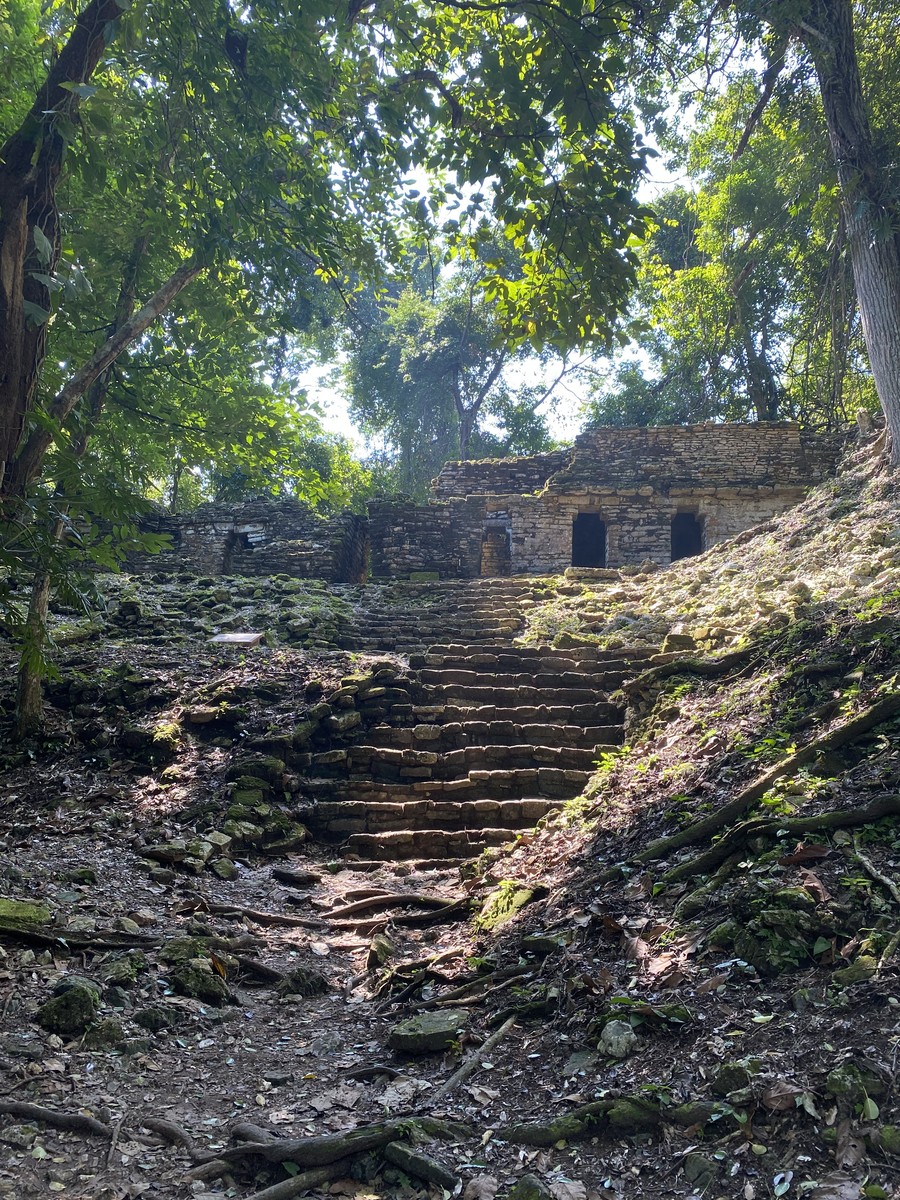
xmin=140 ymin=422 xmax=845 ymax=581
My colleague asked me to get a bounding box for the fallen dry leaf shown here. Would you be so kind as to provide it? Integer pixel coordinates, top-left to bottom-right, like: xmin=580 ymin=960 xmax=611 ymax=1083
xmin=549 ymin=1181 xmax=588 ymax=1200
xmin=835 ymin=1117 xmax=866 ymax=1168
xmin=807 ymin=1172 xmax=863 ymax=1200
xmin=778 ymin=843 xmax=831 ymax=866
xmin=623 ymin=935 xmax=650 ymax=963
xmin=798 ymin=867 xmax=831 ymax=903
xmin=761 ymin=1079 xmax=802 ymax=1111
xmin=696 ymin=973 xmax=730 ymax=995
xmin=462 ymin=1176 xmax=500 ymax=1200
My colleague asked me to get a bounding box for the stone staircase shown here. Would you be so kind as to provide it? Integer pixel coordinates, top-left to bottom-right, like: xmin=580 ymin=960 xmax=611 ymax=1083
xmin=298 ymin=579 xmax=652 ymax=864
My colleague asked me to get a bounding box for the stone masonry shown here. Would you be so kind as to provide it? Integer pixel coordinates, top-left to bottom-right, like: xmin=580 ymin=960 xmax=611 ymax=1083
xmin=133 ymin=423 xmax=846 ymax=581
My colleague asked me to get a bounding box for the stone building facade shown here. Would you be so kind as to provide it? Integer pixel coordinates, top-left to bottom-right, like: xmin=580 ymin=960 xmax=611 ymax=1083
xmin=134 ymin=423 xmax=845 ymax=580
xmin=368 ymin=422 xmax=845 ymax=577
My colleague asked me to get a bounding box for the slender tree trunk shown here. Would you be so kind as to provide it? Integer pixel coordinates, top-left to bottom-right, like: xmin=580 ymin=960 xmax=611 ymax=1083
xmin=15 ymin=526 xmax=61 ymax=737
xmin=13 ymin=236 xmax=151 ymax=736
xmin=800 ymin=0 xmax=900 ymax=462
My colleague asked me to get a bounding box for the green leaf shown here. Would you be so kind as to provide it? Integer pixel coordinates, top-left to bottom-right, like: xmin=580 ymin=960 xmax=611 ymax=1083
xmin=32 ymin=225 xmax=53 ymax=266
xmin=861 ymin=1095 xmax=879 ymax=1120
xmin=23 ymin=300 xmax=51 ymax=327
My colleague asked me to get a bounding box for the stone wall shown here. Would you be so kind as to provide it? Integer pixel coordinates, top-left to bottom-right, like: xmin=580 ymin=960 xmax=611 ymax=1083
xmin=134 ymin=499 xmax=367 ymax=583
xmin=546 ymin=423 xmax=844 ymax=494
xmin=433 ymin=449 xmax=570 ymax=499
xmin=367 ymin=497 xmax=483 ymax=579
xmin=127 ymin=424 xmax=848 ymax=580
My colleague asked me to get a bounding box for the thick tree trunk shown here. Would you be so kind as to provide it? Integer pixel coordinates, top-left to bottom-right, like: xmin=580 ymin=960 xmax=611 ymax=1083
xmin=0 ymin=0 xmax=130 ymax=491
xmin=801 ymin=0 xmax=900 ymax=462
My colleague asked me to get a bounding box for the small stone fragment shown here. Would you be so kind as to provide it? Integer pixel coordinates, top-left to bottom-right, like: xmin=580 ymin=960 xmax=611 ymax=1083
xmin=832 ymin=955 xmax=878 ymax=986
xmin=387 ymin=1010 xmax=467 ymax=1053
xmin=597 ymin=1019 xmax=637 ymax=1059
xmin=505 ymin=1174 xmax=553 ymax=1200
xmin=276 ymin=966 xmax=329 ymax=997
xmin=82 ymin=1018 xmax=125 ymax=1050
xmin=169 ymin=960 xmax=231 ymax=1006
xmin=36 ymin=979 xmax=100 ymax=1036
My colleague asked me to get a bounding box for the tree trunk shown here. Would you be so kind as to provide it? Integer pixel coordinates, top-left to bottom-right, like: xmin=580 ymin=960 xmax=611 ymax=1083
xmin=14 ymin=532 xmax=60 ymax=738
xmin=11 ymin=233 xmax=157 ymax=735
xmin=0 ymin=0 xmax=130 ymax=492
xmin=801 ymin=0 xmax=900 ymax=462
xmin=4 ymin=258 xmax=202 ymax=500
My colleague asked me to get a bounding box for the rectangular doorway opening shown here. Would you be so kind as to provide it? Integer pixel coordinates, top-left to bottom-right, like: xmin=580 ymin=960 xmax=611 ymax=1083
xmin=671 ymin=512 xmax=703 ymax=561
xmin=572 ymin=513 xmax=607 ymax=568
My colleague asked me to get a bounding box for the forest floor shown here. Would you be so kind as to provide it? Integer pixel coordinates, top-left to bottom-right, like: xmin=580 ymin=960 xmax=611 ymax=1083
xmin=1 ymin=434 xmax=899 ymax=1200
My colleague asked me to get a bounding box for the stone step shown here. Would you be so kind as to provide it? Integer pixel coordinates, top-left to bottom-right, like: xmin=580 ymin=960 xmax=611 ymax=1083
xmin=421 ymin=683 xmax=606 ymax=705
xmin=334 ymin=742 xmax=599 ymax=778
xmin=414 ymin=643 xmax=656 ymax=664
xmin=417 ymin=668 xmax=625 ymax=690
xmin=341 ymin=828 xmax=516 ymax=860
xmin=413 ymin=652 xmax=620 ymax=673
xmin=298 ymin=765 xmax=591 ymax=800
xmin=362 ymin=721 xmax=623 ymax=750
xmin=397 ymin=701 xmax=623 ymax=725
xmin=303 ymin=796 xmax=564 ymax=837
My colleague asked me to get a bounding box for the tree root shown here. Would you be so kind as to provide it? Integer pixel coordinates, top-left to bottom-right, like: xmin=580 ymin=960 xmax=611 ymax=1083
xmin=329 ymin=898 xmax=472 ymax=933
xmin=848 ymin=836 xmax=900 ymax=905
xmin=673 ymin=852 xmax=744 ymax=919
xmin=141 ymin=1117 xmax=197 ymax=1157
xmin=427 ymin=1016 xmax=517 ymax=1109
xmin=420 ymin=965 xmax=531 ymax=1009
xmin=235 ymin=955 xmax=285 ymax=983
xmin=600 ymin=692 xmax=900 ymax=884
xmin=0 ymin=1100 xmax=111 ymax=1137
xmin=323 ymin=893 xmax=464 ymax=920
xmin=0 ymin=923 xmax=161 ymax=951
xmin=661 ymin=794 xmax=900 ymax=886
xmin=197 ymin=1116 xmax=466 ymax=1169
xmin=623 ymin=647 xmax=762 ymax=699
xmin=243 ymin=1163 xmax=348 ymax=1200
xmin=205 ymin=903 xmax=326 ymax=930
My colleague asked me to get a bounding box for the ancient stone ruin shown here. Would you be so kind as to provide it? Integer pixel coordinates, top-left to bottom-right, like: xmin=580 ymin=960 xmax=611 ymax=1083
xmin=138 ymin=422 xmax=845 ymax=580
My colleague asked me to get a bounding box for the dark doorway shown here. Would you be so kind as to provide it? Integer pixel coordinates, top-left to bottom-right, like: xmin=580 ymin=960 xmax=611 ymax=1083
xmin=671 ymin=512 xmax=703 ymax=561
xmin=480 ymin=524 xmax=511 ymax=576
xmin=572 ymin=513 xmax=607 ymax=568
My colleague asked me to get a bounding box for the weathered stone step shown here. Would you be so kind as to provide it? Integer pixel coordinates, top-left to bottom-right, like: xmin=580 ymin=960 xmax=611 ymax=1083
xmin=414 ymin=652 xmax=617 ymax=673
xmin=417 ymin=668 xmax=625 ymax=690
xmin=298 ymin=765 xmax=591 ymax=800
xmin=335 ymin=742 xmax=599 ymax=778
xmin=422 ymin=684 xmax=605 ymax=705
xmin=304 ymin=796 xmax=563 ymax=837
xmin=341 ymin=828 xmax=516 ymax=860
xmin=362 ymin=721 xmax=623 ymax=750
xmin=398 ymin=701 xmax=623 ymax=725
xmin=415 ymin=643 xmax=656 ymax=664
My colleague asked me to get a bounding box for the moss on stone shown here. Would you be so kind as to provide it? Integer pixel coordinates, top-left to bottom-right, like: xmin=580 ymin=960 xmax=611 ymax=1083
xmin=475 ymin=880 xmax=537 ymax=931
xmin=0 ymin=898 xmax=52 ymax=929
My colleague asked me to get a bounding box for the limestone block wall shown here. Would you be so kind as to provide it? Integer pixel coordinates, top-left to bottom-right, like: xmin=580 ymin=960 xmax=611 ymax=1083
xmin=125 ymin=424 xmax=848 ymax=580
xmin=433 ymin=450 xmax=569 ymax=499
xmin=132 ymin=499 xmax=366 ymax=583
xmin=546 ymin=423 xmax=844 ymax=494
xmin=367 ymin=497 xmax=483 ymax=579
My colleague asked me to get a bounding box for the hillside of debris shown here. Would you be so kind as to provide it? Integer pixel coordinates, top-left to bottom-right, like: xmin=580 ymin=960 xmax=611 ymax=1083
xmin=0 ymin=435 xmax=898 ymax=1200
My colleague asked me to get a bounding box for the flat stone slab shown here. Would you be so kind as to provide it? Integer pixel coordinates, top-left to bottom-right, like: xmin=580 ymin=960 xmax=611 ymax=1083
xmin=387 ymin=1009 xmax=468 ymax=1053
xmin=210 ymin=632 xmax=264 ymax=647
